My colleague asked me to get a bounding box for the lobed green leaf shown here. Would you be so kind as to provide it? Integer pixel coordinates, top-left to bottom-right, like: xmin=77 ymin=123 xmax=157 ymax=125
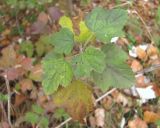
xmin=51 ymin=28 xmax=74 ymax=55
xmin=93 ymin=44 xmax=135 ymax=91
xmin=42 ymin=53 xmax=73 ymax=95
xmin=72 ymin=46 xmax=106 ymax=77
xmin=85 ymin=7 xmax=128 ymax=43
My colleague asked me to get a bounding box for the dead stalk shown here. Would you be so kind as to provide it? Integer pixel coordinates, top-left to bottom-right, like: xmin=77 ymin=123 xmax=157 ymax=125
xmin=4 ymin=72 xmax=13 ymax=128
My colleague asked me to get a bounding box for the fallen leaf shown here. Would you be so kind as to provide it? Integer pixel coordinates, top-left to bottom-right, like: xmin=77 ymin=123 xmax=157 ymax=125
xmin=47 ymin=7 xmax=63 ymax=22
xmin=2 ymin=29 xmax=11 ymax=36
xmin=147 ymin=45 xmax=159 ymax=60
xmin=114 ymin=93 xmax=130 ymax=106
xmin=0 ymin=39 xmax=10 ymax=48
xmin=14 ymin=93 xmax=26 ymax=107
xmin=136 ymin=47 xmax=147 ymax=61
xmin=31 ymin=21 xmax=51 ymax=34
xmin=136 ymin=74 xmax=149 ymax=87
xmin=130 ymin=59 xmax=143 ymax=72
xmin=37 ymin=12 xmax=48 ymax=25
xmin=95 ymin=108 xmax=105 ymax=127
xmin=0 ymin=45 xmax=16 ymax=68
xmin=151 ymin=83 xmax=160 ymax=96
xmin=53 ymin=80 xmax=94 ymax=122
xmin=102 ymin=96 xmax=113 ymax=110
xmin=1 ymin=122 xmax=10 ymax=128
xmin=144 ymin=111 xmax=160 ymax=123
xmin=88 ymin=116 xmax=96 ymax=128
xmin=2 ymin=67 xmax=25 ymax=81
xmin=17 ymin=56 xmax=33 ymax=71
xmin=29 ymin=64 xmax=43 ymax=82
xmin=147 ymin=45 xmax=159 ymax=56
xmin=19 ymin=79 xmax=33 ymax=92
xmin=128 ymin=117 xmax=148 ymax=128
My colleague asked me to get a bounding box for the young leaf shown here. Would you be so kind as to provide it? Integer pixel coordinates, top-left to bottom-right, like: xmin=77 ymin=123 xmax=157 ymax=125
xmin=35 ymin=35 xmax=52 ymax=57
xmin=19 ymin=40 xmax=34 ymax=57
xmin=72 ymin=46 xmax=105 ymax=77
xmin=53 ymin=80 xmax=94 ymax=122
xmin=0 ymin=93 xmax=8 ymax=101
xmin=85 ymin=7 xmax=128 ymax=43
xmin=42 ymin=53 xmax=73 ymax=95
xmin=32 ymin=104 xmax=44 ymax=114
xmin=59 ymin=16 xmax=73 ymax=32
xmin=54 ymin=108 xmax=69 ymax=120
xmin=25 ymin=112 xmax=39 ymax=124
xmin=75 ymin=21 xmax=94 ymax=43
xmin=156 ymin=6 xmax=160 ymax=25
xmin=93 ymin=44 xmax=135 ymax=91
xmin=51 ymin=28 xmax=74 ymax=55
xmin=39 ymin=117 xmax=49 ymax=128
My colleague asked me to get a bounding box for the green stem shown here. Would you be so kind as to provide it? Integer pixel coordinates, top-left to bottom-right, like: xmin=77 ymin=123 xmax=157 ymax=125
xmin=83 ymin=33 xmax=94 ymax=50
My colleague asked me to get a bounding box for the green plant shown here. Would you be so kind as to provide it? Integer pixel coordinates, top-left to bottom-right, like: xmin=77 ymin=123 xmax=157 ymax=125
xmin=156 ymin=6 xmax=160 ymax=26
xmin=156 ymin=120 xmax=160 ymax=127
xmin=4 ymin=0 xmax=52 ymax=10
xmin=0 ymin=93 xmax=8 ymax=102
xmin=42 ymin=7 xmax=135 ymax=121
xmin=19 ymin=40 xmax=34 ymax=57
xmin=25 ymin=104 xmax=49 ymax=128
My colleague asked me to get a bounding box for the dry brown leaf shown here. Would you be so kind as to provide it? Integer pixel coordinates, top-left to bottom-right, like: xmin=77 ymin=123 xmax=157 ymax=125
xmin=102 ymin=96 xmax=113 ymax=110
xmin=2 ymin=67 xmax=25 ymax=80
xmin=37 ymin=12 xmax=48 ymax=25
xmin=114 ymin=93 xmax=130 ymax=106
xmin=147 ymin=45 xmax=158 ymax=56
xmin=30 ymin=12 xmax=51 ymax=35
xmin=136 ymin=75 xmax=148 ymax=88
xmin=88 ymin=116 xmax=96 ymax=128
xmin=144 ymin=111 xmax=160 ymax=123
xmin=95 ymin=108 xmax=105 ymax=127
xmin=19 ymin=79 xmax=33 ymax=92
xmin=29 ymin=64 xmax=43 ymax=81
xmin=128 ymin=117 xmax=148 ymax=128
xmin=2 ymin=29 xmax=11 ymax=36
xmin=117 ymin=37 xmax=129 ymax=46
xmin=47 ymin=6 xmax=63 ymax=22
xmin=53 ymin=80 xmax=94 ymax=122
xmin=152 ymin=83 xmax=160 ymax=96
xmin=16 ymin=55 xmax=33 ymax=71
xmin=130 ymin=59 xmax=143 ymax=72
xmin=1 ymin=122 xmax=10 ymax=128
xmin=136 ymin=47 xmax=147 ymax=61
xmin=0 ymin=39 xmax=10 ymax=48
xmin=1 ymin=55 xmax=33 ymax=80
xmin=147 ymin=45 xmax=159 ymax=60
xmin=0 ymin=45 xmax=16 ymax=68
xmin=14 ymin=93 xmax=26 ymax=107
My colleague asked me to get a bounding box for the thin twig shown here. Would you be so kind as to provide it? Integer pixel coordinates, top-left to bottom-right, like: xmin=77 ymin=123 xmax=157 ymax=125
xmin=137 ymin=64 xmax=160 ymax=74
xmin=110 ymin=1 xmax=131 ymax=9
xmin=54 ymin=88 xmax=117 ymax=128
xmin=55 ymin=117 xmax=72 ymax=128
xmin=95 ymin=88 xmax=117 ymax=102
xmin=132 ymin=10 xmax=153 ymax=43
xmin=4 ymin=72 xmax=13 ymax=128
xmin=0 ymin=101 xmax=7 ymax=122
